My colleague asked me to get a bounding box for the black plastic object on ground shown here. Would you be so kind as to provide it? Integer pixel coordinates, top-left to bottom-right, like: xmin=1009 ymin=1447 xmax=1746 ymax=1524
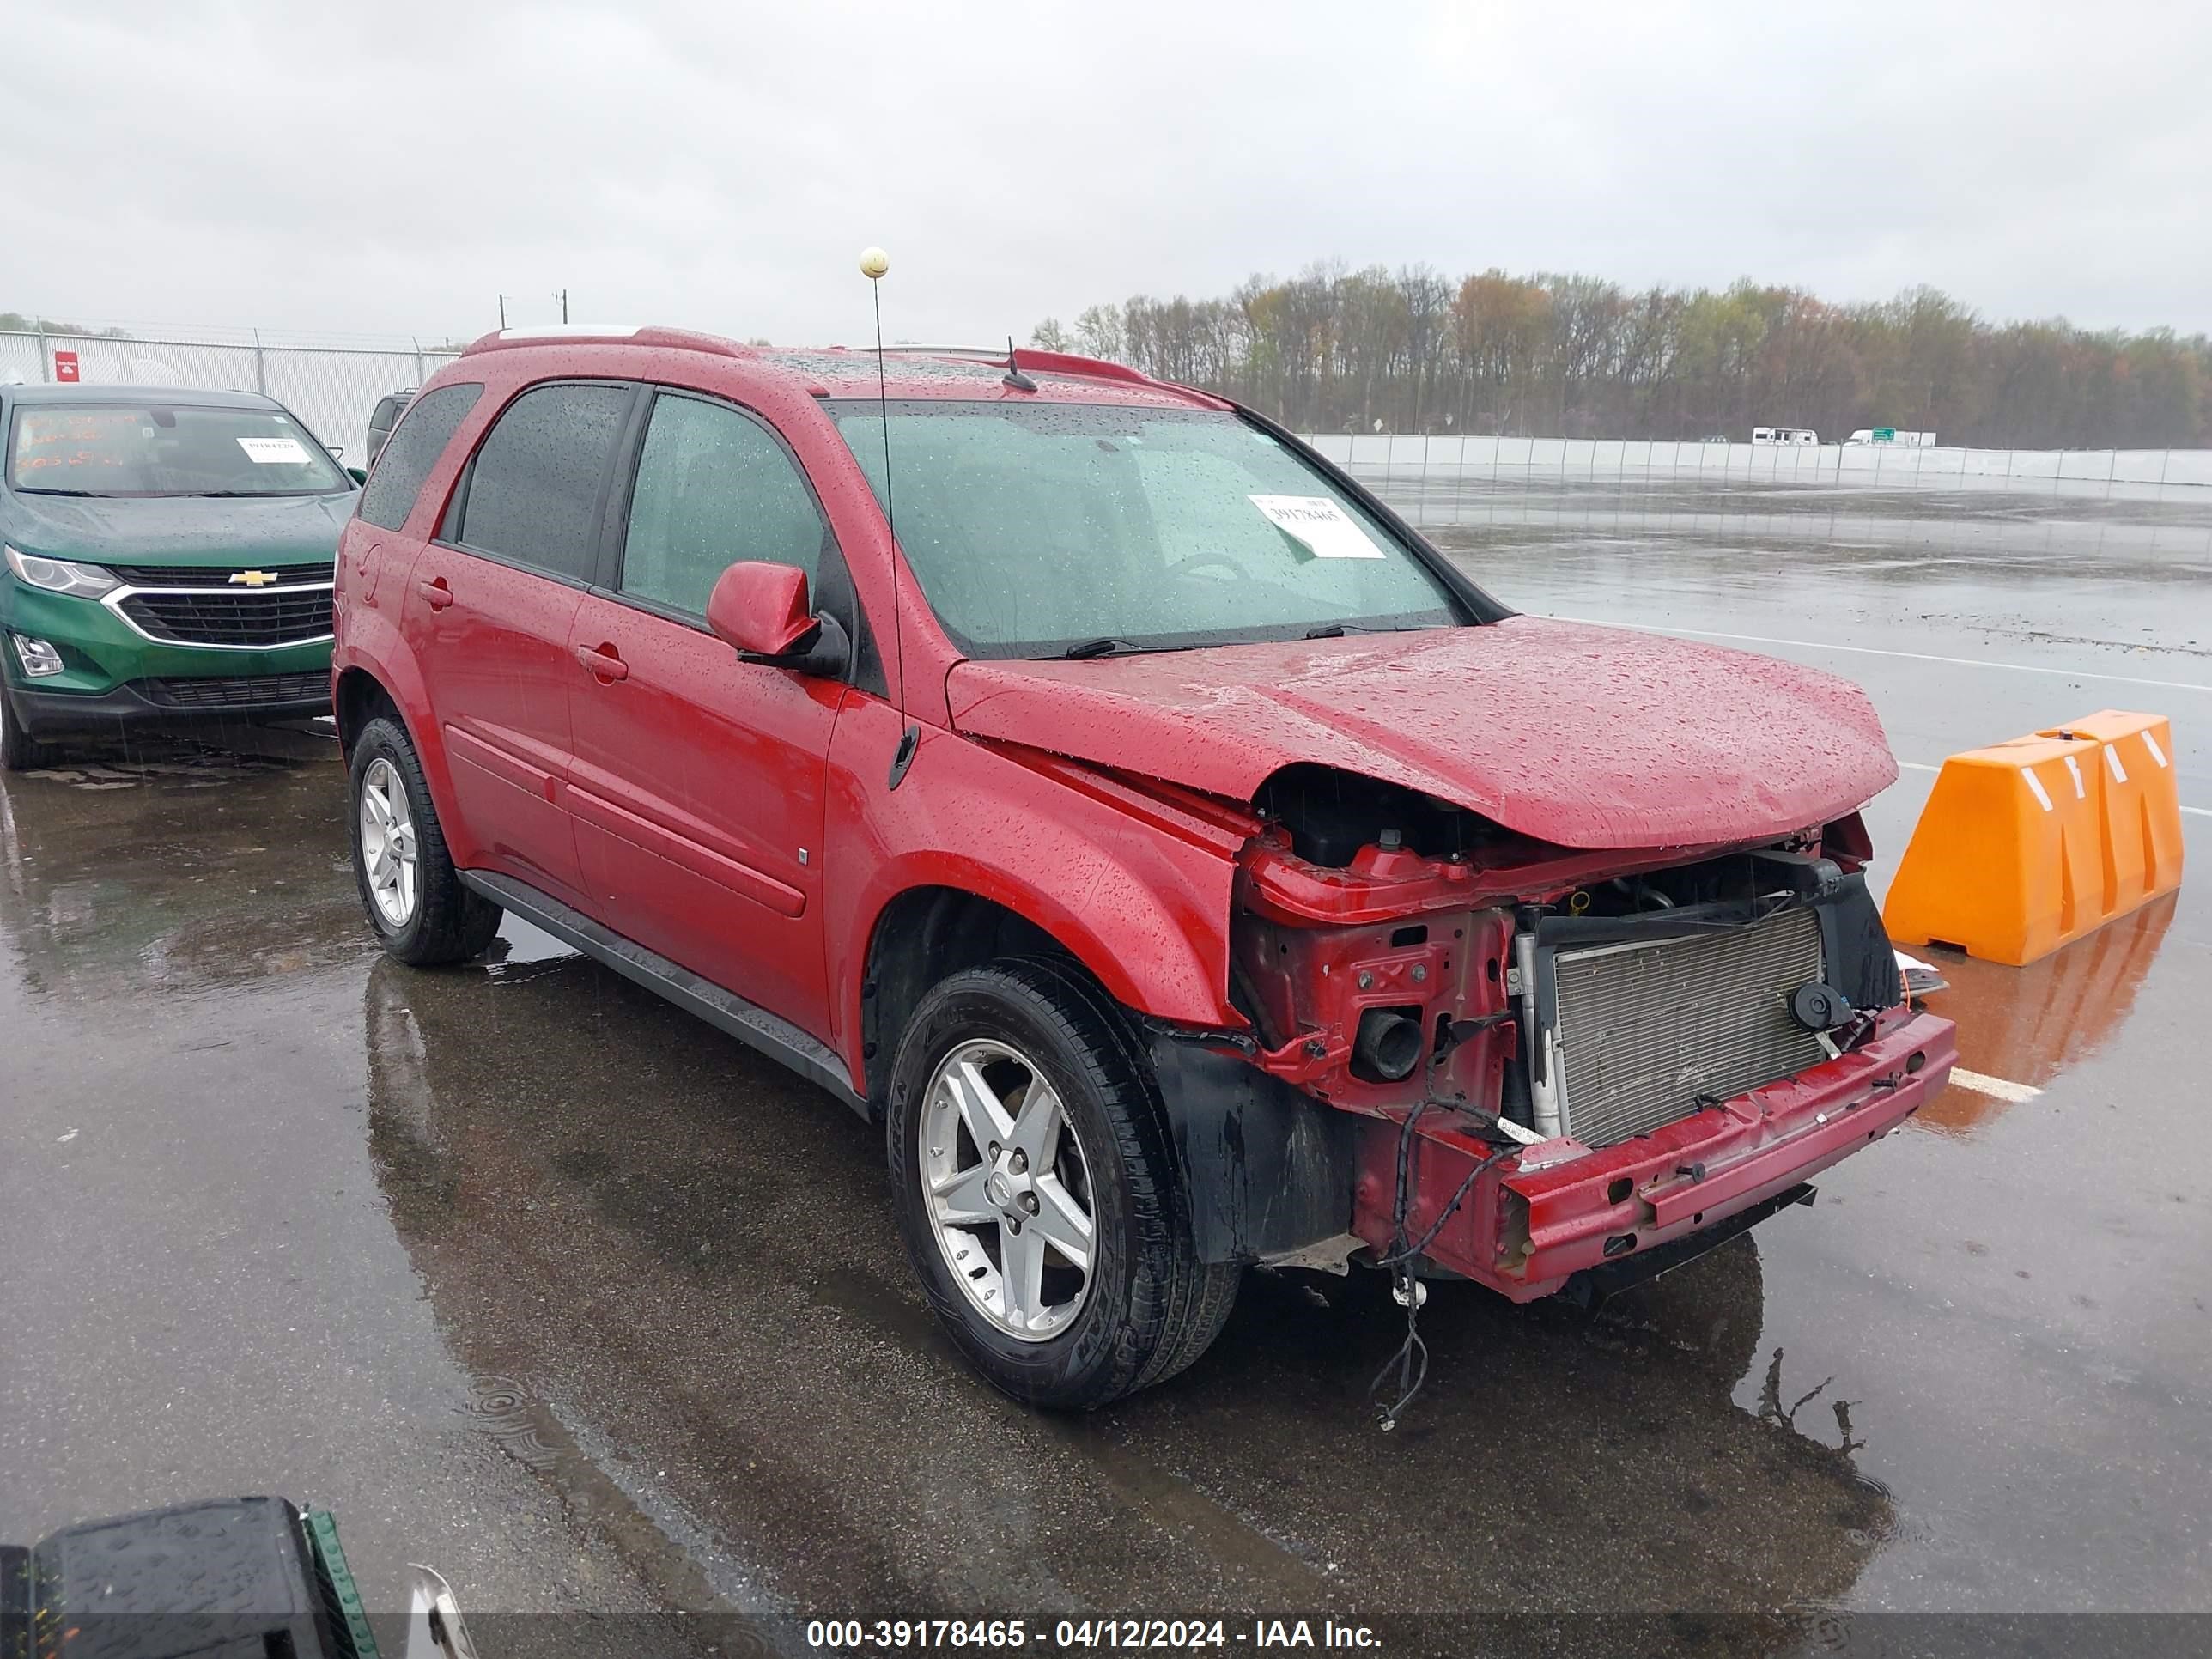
xmin=0 ymin=1495 xmax=376 ymax=1659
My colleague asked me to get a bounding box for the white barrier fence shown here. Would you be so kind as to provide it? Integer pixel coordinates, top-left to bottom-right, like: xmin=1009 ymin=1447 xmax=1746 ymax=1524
xmin=1301 ymin=433 xmax=2212 ymax=496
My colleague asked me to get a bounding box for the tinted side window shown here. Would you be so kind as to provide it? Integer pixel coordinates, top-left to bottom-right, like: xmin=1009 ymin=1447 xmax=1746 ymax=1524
xmin=459 ymin=383 xmax=631 ymax=581
xmin=619 ymin=392 xmax=825 ymax=616
xmin=357 ymin=382 xmax=482 ymax=532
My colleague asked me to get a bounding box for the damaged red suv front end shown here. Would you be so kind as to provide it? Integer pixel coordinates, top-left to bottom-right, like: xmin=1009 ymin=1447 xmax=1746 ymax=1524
xmin=954 ymin=617 xmax=1957 ymax=1305
xmin=1230 ymin=803 xmax=1955 ymax=1298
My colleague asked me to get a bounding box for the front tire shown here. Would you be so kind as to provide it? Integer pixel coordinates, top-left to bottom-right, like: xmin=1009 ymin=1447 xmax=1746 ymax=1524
xmin=886 ymin=960 xmax=1237 ymax=1409
xmin=349 ymin=714 xmax=501 ymax=965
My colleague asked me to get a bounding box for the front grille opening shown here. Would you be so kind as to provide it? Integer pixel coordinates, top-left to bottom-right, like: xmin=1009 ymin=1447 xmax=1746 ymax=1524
xmin=1606 ymin=1176 xmax=1633 ymax=1206
xmin=120 ymin=589 xmax=334 ymax=648
xmin=1603 ymin=1233 xmax=1637 ymax=1259
xmin=138 ymin=673 xmax=330 ymax=710
xmin=1390 ymin=924 xmax=1428 ymax=947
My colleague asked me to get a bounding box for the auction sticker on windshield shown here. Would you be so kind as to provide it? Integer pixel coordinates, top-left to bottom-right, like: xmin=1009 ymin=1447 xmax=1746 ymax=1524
xmin=1248 ymin=494 xmax=1384 ymax=559
xmin=237 ymin=436 xmax=311 ymax=464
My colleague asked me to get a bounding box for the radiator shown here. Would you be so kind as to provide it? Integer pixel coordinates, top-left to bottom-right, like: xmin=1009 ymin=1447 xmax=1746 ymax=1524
xmin=1548 ymin=907 xmax=1827 ymax=1148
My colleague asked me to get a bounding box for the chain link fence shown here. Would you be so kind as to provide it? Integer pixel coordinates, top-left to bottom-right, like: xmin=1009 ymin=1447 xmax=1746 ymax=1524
xmin=2 ymin=330 xmax=462 ymax=465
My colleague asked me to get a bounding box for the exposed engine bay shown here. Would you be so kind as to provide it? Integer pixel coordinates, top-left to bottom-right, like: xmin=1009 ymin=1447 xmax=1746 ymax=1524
xmin=1232 ymin=766 xmax=1904 ymax=1139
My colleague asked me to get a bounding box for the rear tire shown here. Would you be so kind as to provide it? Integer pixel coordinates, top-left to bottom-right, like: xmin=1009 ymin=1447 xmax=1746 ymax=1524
xmin=886 ymin=959 xmax=1237 ymax=1409
xmin=0 ymin=684 xmax=61 ymax=771
xmin=349 ymin=714 xmax=501 ymax=965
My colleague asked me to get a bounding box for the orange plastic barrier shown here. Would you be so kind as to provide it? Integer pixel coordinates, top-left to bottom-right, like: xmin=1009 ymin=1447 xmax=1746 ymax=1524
xmin=1883 ymin=711 xmax=2184 ymax=966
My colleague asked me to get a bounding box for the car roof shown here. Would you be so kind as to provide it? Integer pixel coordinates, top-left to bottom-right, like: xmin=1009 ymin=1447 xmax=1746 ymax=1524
xmin=3 ymin=383 xmax=285 ymax=410
xmin=454 ymin=325 xmax=1225 ymax=410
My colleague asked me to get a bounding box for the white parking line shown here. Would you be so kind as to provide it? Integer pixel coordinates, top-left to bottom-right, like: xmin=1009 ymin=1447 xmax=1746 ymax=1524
xmin=1547 ymin=616 xmax=2212 ymax=695
xmin=1948 ymin=1068 xmax=2044 ymax=1103
xmin=1895 ymin=759 xmax=2209 ymax=815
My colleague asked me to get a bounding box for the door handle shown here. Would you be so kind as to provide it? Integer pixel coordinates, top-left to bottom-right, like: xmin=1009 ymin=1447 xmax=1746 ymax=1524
xmin=416 ymin=577 xmax=453 ymax=611
xmin=576 ymin=644 xmax=629 ymax=681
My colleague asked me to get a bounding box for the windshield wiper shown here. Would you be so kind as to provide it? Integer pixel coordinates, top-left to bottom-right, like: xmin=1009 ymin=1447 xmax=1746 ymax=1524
xmin=1304 ymin=622 xmax=1411 ymax=639
xmin=13 ymin=486 xmax=107 ymax=497
xmin=1062 ymin=636 xmax=1165 ymax=659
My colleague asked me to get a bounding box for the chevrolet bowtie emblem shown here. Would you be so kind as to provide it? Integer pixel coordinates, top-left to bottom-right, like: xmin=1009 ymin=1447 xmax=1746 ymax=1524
xmin=229 ymin=569 xmax=279 ymax=586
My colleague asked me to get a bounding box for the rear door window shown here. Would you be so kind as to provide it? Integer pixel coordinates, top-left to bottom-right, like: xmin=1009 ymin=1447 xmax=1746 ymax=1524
xmin=358 ymin=382 xmax=482 ymax=532
xmin=456 ymin=382 xmax=632 ymax=581
xmin=618 ymin=392 xmax=825 ymax=616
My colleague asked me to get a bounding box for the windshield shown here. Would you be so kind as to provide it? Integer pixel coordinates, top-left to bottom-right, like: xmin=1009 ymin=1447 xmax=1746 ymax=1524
xmin=829 ymin=401 xmax=1462 ymax=657
xmin=7 ymin=403 xmax=350 ymax=498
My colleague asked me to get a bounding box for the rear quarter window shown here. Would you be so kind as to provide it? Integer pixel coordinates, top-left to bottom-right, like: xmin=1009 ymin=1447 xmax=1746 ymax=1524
xmin=357 ymin=382 xmax=483 ymax=532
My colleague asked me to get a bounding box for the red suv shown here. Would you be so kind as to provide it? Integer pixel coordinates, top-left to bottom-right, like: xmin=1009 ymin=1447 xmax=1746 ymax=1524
xmin=331 ymin=326 xmax=1957 ymax=1409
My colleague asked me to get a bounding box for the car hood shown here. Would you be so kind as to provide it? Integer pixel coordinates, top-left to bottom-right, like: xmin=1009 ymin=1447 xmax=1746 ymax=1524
xmin=945 ymin=617 xmax=1899 ymax=850
xmin=1 ymin=489 xmax=356 ymax=568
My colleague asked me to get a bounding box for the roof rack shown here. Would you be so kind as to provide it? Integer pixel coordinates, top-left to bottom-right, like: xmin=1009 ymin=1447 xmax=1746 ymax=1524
xmin=828 ymin=343 xmax=1158 ymax=389
xmin=869 ymin=343 xmax=1012 ymax=360
xmin=459 ymin=325 xmax=750 ymax=359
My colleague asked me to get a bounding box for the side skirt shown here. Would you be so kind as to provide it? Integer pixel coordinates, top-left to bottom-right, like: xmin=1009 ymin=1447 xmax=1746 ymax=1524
xmin=459 ymin=869 xmax=867 ymax=1116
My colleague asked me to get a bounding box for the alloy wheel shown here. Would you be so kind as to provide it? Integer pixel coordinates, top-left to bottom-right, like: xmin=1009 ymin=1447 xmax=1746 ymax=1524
xmin=358 ymin=756 xmax=420 ymax=928
xmin=920 ymin=1037 xmax=1097 ymax=1341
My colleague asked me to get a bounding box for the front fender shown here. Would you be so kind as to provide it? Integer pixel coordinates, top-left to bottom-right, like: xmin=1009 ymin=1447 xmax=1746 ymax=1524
xmin=824 ymin=696 xmax=1242 ymax=1085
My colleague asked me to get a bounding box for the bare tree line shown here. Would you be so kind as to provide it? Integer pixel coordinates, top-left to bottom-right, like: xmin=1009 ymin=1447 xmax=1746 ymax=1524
xmin=1031 ymin=265 xmax=2212 ymax=447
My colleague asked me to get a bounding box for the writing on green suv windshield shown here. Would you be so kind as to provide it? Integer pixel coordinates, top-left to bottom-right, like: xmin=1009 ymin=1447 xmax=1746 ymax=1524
xmin=8 ymin=404 xmax=349 ymax=498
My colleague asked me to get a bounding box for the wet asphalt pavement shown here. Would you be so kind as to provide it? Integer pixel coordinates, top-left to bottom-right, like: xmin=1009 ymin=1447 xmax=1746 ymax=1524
xmin=2 ymin=475 xmax=2208 ymax=1655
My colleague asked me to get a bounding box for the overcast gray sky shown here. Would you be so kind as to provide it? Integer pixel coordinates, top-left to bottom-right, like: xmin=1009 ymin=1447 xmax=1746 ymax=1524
xmin=9 ymin=0 xmax=2209 ymax=344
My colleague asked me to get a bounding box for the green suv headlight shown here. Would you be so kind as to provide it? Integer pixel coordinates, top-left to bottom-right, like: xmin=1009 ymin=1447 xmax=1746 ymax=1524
xmin=3 ymin=544 xmax=120 ymax=599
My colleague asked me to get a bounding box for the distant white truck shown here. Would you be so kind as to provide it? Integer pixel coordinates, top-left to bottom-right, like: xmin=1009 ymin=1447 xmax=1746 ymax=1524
xmin=1751 ymin=426 xmax=1819 ymax=446
xmin=1846 ymin=427 xmax=1936 ymax=447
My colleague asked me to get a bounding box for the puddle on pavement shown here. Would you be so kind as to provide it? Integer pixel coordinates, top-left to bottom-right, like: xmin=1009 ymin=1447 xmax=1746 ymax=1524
xmin=17 ymin=724 xmax=333 ymax=790
xmin=1913 ymin=895 xmax=2177 ymax=1129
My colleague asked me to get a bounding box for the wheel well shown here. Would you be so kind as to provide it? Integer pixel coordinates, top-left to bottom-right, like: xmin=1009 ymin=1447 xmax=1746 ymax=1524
xmin=334 ymin=668 xmax=401 ymax=757
xmin=860 ymin=887 xmax=1080 ymax=1112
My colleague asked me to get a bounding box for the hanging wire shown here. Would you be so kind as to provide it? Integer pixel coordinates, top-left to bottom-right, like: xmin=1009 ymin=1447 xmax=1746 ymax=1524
xmin=1367 ymin=1099 xmax=1516 ymax=1429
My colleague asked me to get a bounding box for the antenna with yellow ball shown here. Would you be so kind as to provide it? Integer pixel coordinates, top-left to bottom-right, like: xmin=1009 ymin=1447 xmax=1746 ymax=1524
xmin=862 ymin=246 xmax=921 ymax=774
xmin=860 ymin=246 xmax=895 ymax=549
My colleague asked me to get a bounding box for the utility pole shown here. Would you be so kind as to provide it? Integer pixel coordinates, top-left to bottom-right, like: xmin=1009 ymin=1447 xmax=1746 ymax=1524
xmin=553 ymin=289 xmax=568 ymax=324
xmin=497 ymin=293 xmax=507 ymax=329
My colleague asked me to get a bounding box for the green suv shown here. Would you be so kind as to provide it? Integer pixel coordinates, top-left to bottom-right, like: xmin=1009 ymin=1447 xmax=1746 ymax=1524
xmin=1 ymin=385 xmax=358 ymax=768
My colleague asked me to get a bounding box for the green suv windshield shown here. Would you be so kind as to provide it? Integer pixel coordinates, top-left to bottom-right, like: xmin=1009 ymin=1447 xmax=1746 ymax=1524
xmin=829 ymin=401 xmax=1461 ymax=658
xmin=7 ymin=403 xmax=349 ymax=498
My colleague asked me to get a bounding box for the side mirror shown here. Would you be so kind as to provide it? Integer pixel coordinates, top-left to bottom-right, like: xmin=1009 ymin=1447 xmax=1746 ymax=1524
xmin=345 ymin=465 xmax=368 ymax=485
xmin=706 ymin=561 xmax=848 ymax=675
